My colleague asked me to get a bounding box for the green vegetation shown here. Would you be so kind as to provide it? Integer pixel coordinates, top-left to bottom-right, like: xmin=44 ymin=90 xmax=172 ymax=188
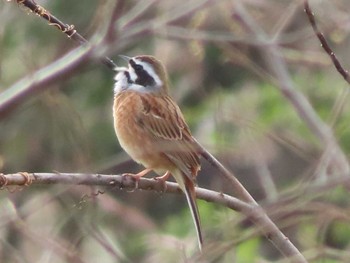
xmin=1 ymin=1 xmax=350 ymax=262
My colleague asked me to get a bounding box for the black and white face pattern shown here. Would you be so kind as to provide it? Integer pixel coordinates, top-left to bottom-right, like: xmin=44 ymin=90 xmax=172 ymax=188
xmin=114 ymin=57 xmax=163 ymax=94
xmin=129 ymin=58 xmax=162 ymax=87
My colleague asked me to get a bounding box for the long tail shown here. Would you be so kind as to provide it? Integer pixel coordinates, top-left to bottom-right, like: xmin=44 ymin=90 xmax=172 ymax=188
xmin=183 ymin=175 xmax=203 ymax=251
xmin=172 ymin=169 xmax=203 ymax=250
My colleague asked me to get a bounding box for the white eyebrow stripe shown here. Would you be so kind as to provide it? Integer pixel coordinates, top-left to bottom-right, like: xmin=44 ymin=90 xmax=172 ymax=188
xmin=128 ymin=66 xmax=137 ymax=82
xmin=133 ymin=58 xmax=163 ymax=87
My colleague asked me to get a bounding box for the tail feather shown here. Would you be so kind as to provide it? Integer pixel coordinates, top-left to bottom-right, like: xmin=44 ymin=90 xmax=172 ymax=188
xmin=172 ymin=170 xmax=203 ymax=251
xmin=183 ymin=176 xmax=203 ymax=251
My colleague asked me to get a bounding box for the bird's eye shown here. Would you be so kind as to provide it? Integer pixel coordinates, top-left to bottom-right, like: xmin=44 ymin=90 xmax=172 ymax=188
xmin=134 ymin=64 xmax=143 ymax=71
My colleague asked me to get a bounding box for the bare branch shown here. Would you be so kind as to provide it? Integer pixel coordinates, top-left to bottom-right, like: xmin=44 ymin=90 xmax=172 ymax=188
xmin=12 ymin=0 xmax=116 ymax=69
xmin=0 ymin=45 xmax=92 ymax=118
xmin=304 ymin=0 xmax=350 ymax=84
xmin=2 ymin=1 xmax=308 ymax=261
xmin=233 ymin=1 xmax=349 ymax=176
xmin=2 ymin=0 xmax=218 ymax=119
xmin=0 ymin=172 xmax=247 ymax=213
xmin=1 ymin=172 xmax=306 ymax=262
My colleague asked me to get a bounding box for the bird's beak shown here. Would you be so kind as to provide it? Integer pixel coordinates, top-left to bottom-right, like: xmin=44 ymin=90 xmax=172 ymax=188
xmin=115 ymin=55 xmax=132 ymax=72
xmin=119 ymin=55 xmax=131 ymax=62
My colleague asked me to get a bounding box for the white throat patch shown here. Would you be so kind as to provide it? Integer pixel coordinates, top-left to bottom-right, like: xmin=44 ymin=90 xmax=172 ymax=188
xmin=114 ymin=68 xmax=153 ymax=94
xmin=113 ymin=69 xmax=129 ymax=94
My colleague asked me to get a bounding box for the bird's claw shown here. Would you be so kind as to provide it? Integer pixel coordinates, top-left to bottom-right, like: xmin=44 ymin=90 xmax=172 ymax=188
xmin=19 ymin=172 xmax=33 ymax=186
xmin=121 ymin=173 xmax=141 ymax=192
xmin=153 ymin=171 xmax=170 ymax=192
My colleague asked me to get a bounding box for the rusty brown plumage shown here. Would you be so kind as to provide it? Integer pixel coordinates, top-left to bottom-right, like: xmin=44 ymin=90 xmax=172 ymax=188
xmin=113 ymin=56 xmax=203 ymax=250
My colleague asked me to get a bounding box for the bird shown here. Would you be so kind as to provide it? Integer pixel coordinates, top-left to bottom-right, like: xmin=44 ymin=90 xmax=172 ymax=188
xmin=113 ymin=55 xmax=203 ymax=250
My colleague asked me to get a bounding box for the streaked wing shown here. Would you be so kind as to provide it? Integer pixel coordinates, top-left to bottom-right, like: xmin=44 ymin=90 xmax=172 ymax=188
xmin=136 ymin=94 xmax=200 ymax=178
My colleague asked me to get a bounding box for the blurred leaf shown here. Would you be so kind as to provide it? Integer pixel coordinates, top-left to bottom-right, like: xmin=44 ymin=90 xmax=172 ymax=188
xmin=235 ymin=237 xmax=260 ymax=263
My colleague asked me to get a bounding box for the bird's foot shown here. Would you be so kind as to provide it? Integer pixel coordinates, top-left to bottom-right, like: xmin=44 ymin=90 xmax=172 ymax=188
xmin=121 ymin=168 xmax=153 ymax=191
xmin=154 ymin=171 xmax=171 ymax=192
xmin=19 ymin=172 xmax=33 ymax=186
xmin=121 ymin=173 xmax=141 ymax=192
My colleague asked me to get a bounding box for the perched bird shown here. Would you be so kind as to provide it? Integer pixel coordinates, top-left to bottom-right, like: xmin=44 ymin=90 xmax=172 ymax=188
xmin=113 ymin=55 xmax=203 ymax=250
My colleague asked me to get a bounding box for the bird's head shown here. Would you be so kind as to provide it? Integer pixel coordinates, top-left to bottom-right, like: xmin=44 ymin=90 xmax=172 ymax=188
xmin=115 ymin=55 xmax=169 ymax=95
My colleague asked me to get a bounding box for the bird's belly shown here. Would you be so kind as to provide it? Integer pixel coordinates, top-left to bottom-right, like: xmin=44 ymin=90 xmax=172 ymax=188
xmin=113 ymin=93 xmax=174 ymax=173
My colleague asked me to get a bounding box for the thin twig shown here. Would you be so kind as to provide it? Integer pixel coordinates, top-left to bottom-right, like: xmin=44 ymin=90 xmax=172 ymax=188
xmin=304 ymin=0 xmax=350 ymax=84
xmin=2 ymin=0 xmax=217 ymax=119
xmin=234 ymin=1 xmax=349 ymax=176
xmin=13 ymin=0 xmax=116 ymax=69
xmin=196 ymin=141 xmax=255 ymax=202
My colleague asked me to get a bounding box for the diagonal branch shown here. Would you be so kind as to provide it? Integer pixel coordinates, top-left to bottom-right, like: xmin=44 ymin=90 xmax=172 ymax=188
xmin=304 ymin=0 xmax=350 ymax=84
xmin=3 ymin=1 xmax=307 ymax=261
xmin=0 ymin=45 xmax=92 ymax=118
xmin=13 ymin=0 xmax=117 ymax=69
xmin=234 ymin=1 xmax=349 ymax=176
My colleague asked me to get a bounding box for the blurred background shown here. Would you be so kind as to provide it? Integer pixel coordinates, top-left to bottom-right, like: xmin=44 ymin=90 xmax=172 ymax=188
xmin=1 ymin=0 xmax=350 ymax=262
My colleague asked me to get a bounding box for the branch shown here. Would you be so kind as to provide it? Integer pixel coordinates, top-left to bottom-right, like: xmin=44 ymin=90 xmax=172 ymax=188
xmin=0 ymin=45 xmax=92 ymax=119
xmin=1 ymin=1 xmax=121 ymax=119
xmin=233 ymin=1 xmax=349 ymax=176
xmin=2 ymin=0 xmax=215 ymax=119
xmin=0 ymin=172 xmax=248 ymax=213
xmin=4 ymin=1 xmax=306 ymax=260
xmin=304 ymin=0 xmax=350 ymax=84
xmin=2 ymin=172 xmax=305 ymax=262
xmin=12 ymin=0 xmax=116 ymax=70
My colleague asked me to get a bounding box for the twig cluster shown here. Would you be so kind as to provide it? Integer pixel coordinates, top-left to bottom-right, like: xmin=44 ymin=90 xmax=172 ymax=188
xmin=3 ymin=0 xmax=350 ymax=262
